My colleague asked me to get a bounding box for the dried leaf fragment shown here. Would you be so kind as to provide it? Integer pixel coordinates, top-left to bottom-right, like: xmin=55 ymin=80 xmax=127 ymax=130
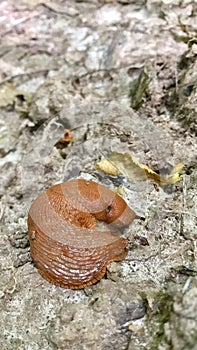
xmin=59 ymin=129 xmax=73 ymax=144
xmin=55 ymin=129 xmax=73 ymax=149
xmin=96 ymin=158 xmax=121 ymax=176
xmin=96 ymin=152 xmax=184 ymax=187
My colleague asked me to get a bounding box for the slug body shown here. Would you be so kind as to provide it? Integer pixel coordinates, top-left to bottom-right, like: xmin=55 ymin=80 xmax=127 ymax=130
xmin=28 ymin=179 xmax=136 ymax=289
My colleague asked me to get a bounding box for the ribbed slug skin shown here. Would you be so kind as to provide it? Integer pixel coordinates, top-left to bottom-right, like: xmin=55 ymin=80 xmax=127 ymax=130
xmin=28 ymin=179 xmax=136 ymax=289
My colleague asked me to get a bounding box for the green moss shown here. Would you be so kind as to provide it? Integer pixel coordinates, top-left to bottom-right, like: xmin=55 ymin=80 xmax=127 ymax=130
xmin=143 ymin=291 xmax=174 ymax=350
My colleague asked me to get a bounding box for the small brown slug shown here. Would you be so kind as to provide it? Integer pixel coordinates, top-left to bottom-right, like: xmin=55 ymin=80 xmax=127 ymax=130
xmin=28 ymin=179 xmax=136 ymax=289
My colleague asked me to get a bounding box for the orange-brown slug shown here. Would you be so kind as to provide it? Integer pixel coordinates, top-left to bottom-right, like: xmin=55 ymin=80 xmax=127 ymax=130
xmin=28 ymin=179 xmax=136 ymax=289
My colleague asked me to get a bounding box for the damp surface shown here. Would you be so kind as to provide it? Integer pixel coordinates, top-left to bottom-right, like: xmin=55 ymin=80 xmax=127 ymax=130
xmin=0 ymin=1 xmax=197 ymax=349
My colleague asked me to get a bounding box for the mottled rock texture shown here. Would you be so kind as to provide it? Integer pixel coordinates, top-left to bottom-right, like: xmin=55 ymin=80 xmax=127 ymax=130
xmin=0 ymin=1 xmax=197 ymax=349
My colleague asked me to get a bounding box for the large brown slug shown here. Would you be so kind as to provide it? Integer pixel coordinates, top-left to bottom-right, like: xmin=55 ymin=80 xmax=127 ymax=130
xmin=28 ymin=179 xmax=136 ymax=289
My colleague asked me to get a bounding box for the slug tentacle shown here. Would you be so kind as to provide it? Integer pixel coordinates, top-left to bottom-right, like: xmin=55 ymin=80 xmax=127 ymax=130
xmin=28 ymin=179 xmax=136 ymax=289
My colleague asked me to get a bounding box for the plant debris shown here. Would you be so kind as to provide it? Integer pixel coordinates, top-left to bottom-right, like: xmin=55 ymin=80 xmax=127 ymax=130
xmin=96 ymin=152 xmax=184 ymax=187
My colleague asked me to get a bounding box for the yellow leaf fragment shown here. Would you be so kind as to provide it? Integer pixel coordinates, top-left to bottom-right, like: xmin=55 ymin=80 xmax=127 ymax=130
xmin=96 ymin=158 xmax=121 ymax=176
xmin=96 ymin=152 xmax=184 ymax=187
xmin=158 ymin=162 xmax=184 ymax=186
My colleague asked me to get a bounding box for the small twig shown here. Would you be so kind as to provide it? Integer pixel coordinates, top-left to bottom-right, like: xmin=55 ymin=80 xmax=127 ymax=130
xmin=180 ymin=175 xmax=188 ymax=236
xmin=72 ymin=63 xmax=133 ymax=81
xmin=0 ymin=69 xmax=51 ymax=86
xmin=0 ymin=13 xmax=39 ymax=38
xmin=0 ymin=196 xmax=5 ymax=221
xmin=162 ymin=209 xmax=197 ymax=217
xmin=182 ymin=277 xmax=191 ymax=294
xmin=39 ymin=3 xmax=78 ymax=17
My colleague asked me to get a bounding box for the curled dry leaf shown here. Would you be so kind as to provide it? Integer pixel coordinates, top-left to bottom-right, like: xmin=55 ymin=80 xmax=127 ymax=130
xmin=96 ymin=152 xmax=184 ymax=187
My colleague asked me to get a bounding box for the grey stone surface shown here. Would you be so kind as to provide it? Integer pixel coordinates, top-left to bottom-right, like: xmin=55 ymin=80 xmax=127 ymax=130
xmin=0 ymin=0 xmax=197 ymax=349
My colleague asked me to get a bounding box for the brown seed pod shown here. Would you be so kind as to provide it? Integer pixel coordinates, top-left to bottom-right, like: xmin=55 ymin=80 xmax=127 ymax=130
xmin=28 ymin=179 xmax=136 ymax=289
